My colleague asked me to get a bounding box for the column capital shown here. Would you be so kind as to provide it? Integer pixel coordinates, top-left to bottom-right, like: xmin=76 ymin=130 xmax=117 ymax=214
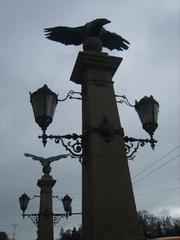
xmin=70 ymin=51 xmax=122 ymax=84
xmin=37 ymin=177 xmax=56 ymax=188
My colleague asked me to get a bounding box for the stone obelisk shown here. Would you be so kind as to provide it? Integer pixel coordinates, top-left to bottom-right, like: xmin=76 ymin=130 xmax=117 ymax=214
xmin=70 ymin=37 xmax=142 ymax=240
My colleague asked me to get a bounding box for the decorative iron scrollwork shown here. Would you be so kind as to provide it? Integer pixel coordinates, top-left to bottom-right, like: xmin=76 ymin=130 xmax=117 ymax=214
xmin=115 ymin=95 xmax=134 ymax=107
xmin=39 ymin=116 xmax=157 ymax=162
xmin=124 ymin=136 xmax=157 ymax=160
xmin=23 ymin=214 xmax=39 ymax=227
xmin=23 ymin=212 xmax=81 ymax=227
xmin=39 ymin=133 xmax=83 ymax=160
xmin=53 ymin=213 xmax=67 ymax=226
xmin=58 ymin=90 xmax=82 ymax=101
xmin=53 ymin=212 xmax=82 ymax=226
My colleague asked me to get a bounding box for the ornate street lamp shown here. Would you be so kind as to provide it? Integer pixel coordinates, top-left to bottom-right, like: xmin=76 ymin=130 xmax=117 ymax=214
xmin=29 ymin=85 xmax=82 ymax=158
xmin=116 ymin=94 xmax=159 ymax=158
xmin=30 ymin=84 xmax=58 ymax=138
xmin=30 ymin=85 xmax=82 ymax=136
xmin=19 ymin=193 xmax=30 ymax=218
xmin=135 ymin=95 xmax=159 ymax=139
xmin=62 ymin=194 xmax=72 ymax=217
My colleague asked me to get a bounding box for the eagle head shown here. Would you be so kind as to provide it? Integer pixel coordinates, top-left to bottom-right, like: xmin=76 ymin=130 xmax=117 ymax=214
xmin=94 ymin=18 xmax=111 ymax=27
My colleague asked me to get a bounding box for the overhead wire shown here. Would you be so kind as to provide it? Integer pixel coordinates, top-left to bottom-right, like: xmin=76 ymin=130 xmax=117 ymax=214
xmin=133 ymin=177 xmax=180 ymax=189
xmin=132 ymin=144 xmax=180 ymax=179
xmin=135 ymin=186 xmax=180 ymax=196
xmin=133 ymin=153 xmax=180 ymax=185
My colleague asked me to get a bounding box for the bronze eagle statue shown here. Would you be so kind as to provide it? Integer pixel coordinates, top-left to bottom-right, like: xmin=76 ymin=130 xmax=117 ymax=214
xmin=24 ymin=153 xmax=69 ymax=167
xmin=44 ymin=18 xmax=130 ymax=51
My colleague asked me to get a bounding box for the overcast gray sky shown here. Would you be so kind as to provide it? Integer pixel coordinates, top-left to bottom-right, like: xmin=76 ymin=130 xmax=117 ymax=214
xmin=0 ymin=1 xmax=180 ymax=239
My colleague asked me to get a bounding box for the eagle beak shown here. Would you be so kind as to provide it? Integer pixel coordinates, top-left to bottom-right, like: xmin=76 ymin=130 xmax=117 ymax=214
xmin=106 ymin=20 xmax=111 ymax=24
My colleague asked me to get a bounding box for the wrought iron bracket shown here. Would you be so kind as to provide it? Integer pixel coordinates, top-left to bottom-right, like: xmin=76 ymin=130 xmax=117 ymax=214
xmin=53 ymin=213 xmax=67 ymax=225
xmin=58 ymin=90 xmax=82 ymax=101
xmin=53 ymin=212 xmax=82 ymax=226
xmin=39 ymin=116 xmax=157 ymax=163
xmin=22 ymin=213 xmax=39 ymax=226
xmin=115 ymin=94 xmax=134 ymax=107
xmin=39 ymin=133 xmax=83 ymax=162
xmin=124 ymin=136 xmax=157 ymax=160
xmin=84 ymin=117 xmax=157 ymax=160
xmin=38 ymin=115 xmax=124 ymax=163
xmin=22 ymin=212 xmax=82 ymax=227
xmin=30 ymin=195 xmax=40 ymax=200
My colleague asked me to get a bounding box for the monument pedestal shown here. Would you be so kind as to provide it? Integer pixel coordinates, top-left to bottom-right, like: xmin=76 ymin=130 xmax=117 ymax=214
xmin=71 ymin=51 xmax=143 ymax=240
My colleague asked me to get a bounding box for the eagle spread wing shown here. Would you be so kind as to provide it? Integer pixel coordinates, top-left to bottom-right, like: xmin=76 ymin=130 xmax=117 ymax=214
xmin=46 ymin=154 xmax=69 ymax=163
xmin=44 ymin=26 xmax=85 ymax=45
xmin=24 ymin=153 xmax=44 ymax=161
xmin=100 ymin=29 xmax=130 ymax=51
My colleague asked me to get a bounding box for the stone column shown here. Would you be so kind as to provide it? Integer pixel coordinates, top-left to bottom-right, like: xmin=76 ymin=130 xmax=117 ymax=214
xmin=70 ymin=40 xmax=142 ymax=240
xmin=37 ymin=166 xmax=56 ymax=240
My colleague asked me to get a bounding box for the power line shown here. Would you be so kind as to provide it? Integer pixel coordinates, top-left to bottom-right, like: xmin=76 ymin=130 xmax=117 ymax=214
xmin=134 ymin=177 xmax=180 ymax=189
xmin=132 ymin=145 xmax=180 ymax=179
xmin=133 ymin=153 xmax=180 ymax=185
xmin=0 ymin=186 xmax=38 ymax=193
xmin=135 ymin=186 xmax=180 ymax=196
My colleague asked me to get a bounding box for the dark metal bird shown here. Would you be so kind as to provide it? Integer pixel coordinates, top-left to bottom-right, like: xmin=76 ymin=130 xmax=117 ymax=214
xmin=44 ymin=18 xmax=130 ymax=51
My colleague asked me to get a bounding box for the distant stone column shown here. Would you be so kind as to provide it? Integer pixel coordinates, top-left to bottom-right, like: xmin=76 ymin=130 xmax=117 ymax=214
xmin=70 ymin=38 xmax=142 ymax=240
xmin=37 ymin=166 xmax=56 ymax=240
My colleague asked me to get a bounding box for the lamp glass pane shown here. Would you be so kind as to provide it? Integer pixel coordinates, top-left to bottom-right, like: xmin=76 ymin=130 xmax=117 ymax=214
xmin=62 ymin=197 xmax=72 ymax=212
xmin=31 ymin=94 xmax=45 ymax=119
xmin=137 ymin=101 xmax=153 ymax=125
xmin=30 ymin=85 xmax=58 ymax=131
xmin=153 ymin=102 xmax=159 ymax=125
xmin=45 ymin=94 xmax=57 ymax=119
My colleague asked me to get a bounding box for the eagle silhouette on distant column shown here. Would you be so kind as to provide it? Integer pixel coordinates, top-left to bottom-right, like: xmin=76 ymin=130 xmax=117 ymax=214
xmin=24 ymin=153 xmax=69 ymax=167
xmin=44 ymin=18 xmax=130 ymax=51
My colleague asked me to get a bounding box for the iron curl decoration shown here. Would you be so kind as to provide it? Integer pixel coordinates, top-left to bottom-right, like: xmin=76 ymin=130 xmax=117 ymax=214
xmin=125 ymin=142 xmax=143 ymax=160
xmin=67 ymin=139 xmax=82 ymax=154
xmin=39 ymin=133 xmax=83 ymax=162
xmin=58 ymin=90 xmax=82 ymax=101
xmin=124 ymin=136 xmax=157 ymax=160
xmin=115 ymin=95 xmax=134 ymax=107
xmin=124 ymin=142 xmax=133 ymax=158
xmin=23 ymin=214 xmax=39 ymax=227
xmin=53 ymin=214 xmax=66 ymax=226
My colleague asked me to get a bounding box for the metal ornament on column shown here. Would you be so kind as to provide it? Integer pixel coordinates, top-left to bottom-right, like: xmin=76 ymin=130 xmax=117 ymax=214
xmin=30 ymin=84 xmax=159 ymax=161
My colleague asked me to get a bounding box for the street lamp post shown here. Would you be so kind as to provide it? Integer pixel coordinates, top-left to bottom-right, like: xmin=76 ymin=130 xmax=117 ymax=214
xmin=29 ymin=40 xmax=159 ymax=239
xmin=19 ymin=165 xmax=77 ymax=240
xmin=37 ymin=165 xmax=56 ymax=240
